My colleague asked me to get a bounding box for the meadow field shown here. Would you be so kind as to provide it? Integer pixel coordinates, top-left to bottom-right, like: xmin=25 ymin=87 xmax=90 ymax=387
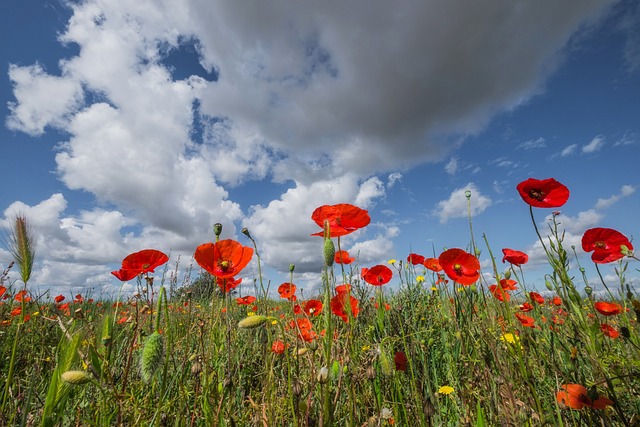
xmin=1 ymin=178 xmax=638 ymax=426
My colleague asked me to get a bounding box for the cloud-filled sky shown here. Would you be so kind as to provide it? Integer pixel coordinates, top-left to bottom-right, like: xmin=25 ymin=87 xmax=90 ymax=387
xmin=1 ymin=0 xmax=638 ymax=298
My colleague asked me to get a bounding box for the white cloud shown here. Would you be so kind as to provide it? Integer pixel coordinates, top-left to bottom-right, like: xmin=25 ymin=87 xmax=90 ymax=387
xmin=517 ymin=137 xmax=547 ymax=150
xmin=582 ymin=135 xmax=605 ymax=153
xmin=4 ymin=0 xmax=618 ymax=293
xmin=434 ymin=183 xmax=492 ymax=224
xmin=560 ymin=144 xmax=578 ymax=157
xmin=594 ymin=184 xmax=636 ymax=209
xmin=387 ymin=172 xmax=402 ymax=189
xmin=445 ymin=157 xmax=458 ymax=175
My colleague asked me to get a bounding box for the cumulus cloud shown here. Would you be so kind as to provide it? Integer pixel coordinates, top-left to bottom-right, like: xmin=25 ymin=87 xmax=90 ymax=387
xmin=4 ymin=0 xmax=618 ymax=293
xmin=434 ymin=183 xmax=491 ymax=224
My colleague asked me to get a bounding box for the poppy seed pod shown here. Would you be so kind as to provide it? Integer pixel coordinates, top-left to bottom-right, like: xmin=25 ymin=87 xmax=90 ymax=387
xmin=213 ymin=223 xmax=223 ymax=237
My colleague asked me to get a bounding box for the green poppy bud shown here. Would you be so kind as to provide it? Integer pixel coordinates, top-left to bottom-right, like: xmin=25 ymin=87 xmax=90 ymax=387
xmin=237 ymin=315 xmax=268 ymax=329
xmin=584 ymin=285 xmax=593 ymax=296
xmin=324 ymin=238 xmax=335 ymax=267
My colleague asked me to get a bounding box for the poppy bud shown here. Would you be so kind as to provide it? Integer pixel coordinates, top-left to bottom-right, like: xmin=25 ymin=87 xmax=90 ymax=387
xmin=324 ymin=238 xmax=335 ymax=267
xmin=465 ymin=190 xmax=471 ymax=199
xmin=213 ymin=223 xmax=223 ymax=237
xmin=317 ymin=366 xmax=329 ymax=384
xmin=241 ymin=227 xmax=251 ymax=239
xmin=504 ymin=270 xmax=511 ymax=280
xmin=292 ymin=380 xmax=303 ymax=396
xmin=61 ymin=370 xmax=92 ymax=385
xmin=620 ymin=326 xmax=630 ymax=339
xmin=191 ymin=360 xmax=203 ymax=376
xmin=289 ymin=264 xmax=295 ymax=273
xmin=366 ymin=364 xmax=376 ymax=379
xmin=545 ymin=280 xmax=553 ymax=291
xmin=237 ymin=315 xmax=268 ymax=329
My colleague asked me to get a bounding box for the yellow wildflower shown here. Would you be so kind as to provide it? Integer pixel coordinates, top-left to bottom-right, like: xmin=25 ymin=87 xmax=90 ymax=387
xmin=438 ymin=385 xmax=454 ymax=395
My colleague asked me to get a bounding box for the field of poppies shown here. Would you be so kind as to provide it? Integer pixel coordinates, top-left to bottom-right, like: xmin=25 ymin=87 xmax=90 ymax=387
xmin=1 ymin=178 xmax=639 ymax=426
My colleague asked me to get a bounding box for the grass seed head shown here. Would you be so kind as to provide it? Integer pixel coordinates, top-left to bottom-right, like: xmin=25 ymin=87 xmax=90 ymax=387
xmin=61 ymin=370 xmax=92 ymax=385
xmin=140 ymin=332 xmax=164 ymax=384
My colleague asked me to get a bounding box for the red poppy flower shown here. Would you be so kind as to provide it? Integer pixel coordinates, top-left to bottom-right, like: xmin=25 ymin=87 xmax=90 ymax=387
xmin=600 ymin=323 xmax=619 ymax=339
xmin=362 ymin=265 xmax=393 ymax=286
xmin=423 ymin=258 xmax=443 ymax=272
xmin=489 ymin=285 xmax=510 ymax=302
xmin=499 ymin=279 xmax=518 ymax=291
xmin=515 ymin=313 xmax=536 ymax=328
xmin=516 ymin=178 xmax=570 ymax=208
xmin=194 ymin=239 xmax=253 ymax=279
xmin=394 ymin=351 xmax=408 ymax=372
xmin=594 ymin=301 xmax=623 ymax=316
xmin=0 ymin=285 xmax=6 ymax=299
xmin=278 ymin=282 xmax=297 ymax=300
xmin=111 ymin=249 xmax=169 ymax=281
xmin=271 ymin=340 xmax=286 ymax=354
xmin=14 ymin=290 xmax=31 ymax=302
xmin=518 ymin=302 xmax=534 ymax=312
xmin=330 ymin=289 xmax=359 ymax=322
xmin=311 ymin=204 xmax=371 ymax=237
xmin=292 ymin=318 xmax=316 ymax=342
xmin=374 ymin=302 xmax=391 ymax=311
xmin=10 ymin=307 xmax=22 ymax=317
xmin=302 ymin=299 xmax=323 ymax=317
xmin=581 ymin=228 xmax=633 ymax=264
xmin=551 ymin=296 xmax=562 ymax=306
xmin=530 ymin=292 xmax=545 ymax=305
xmin=407 ymin=253 xmax=425 ymax=265
xmin=54 ymin=295 xmax=65 ymax=303
xmin=236 ymin=295 xmax=257 ymax=305
xmin=501 ymin=249 xmax=529 ymax=266
xmin=218 ymin=276 xmax=242 ymax=293
xmin=335 ymin=250 xmax=355 ymax=265
xmin=438 ymin=249 xmax=480 ymax=286
xmin=556 ymin=384 xmax=613 ymax=410
xmin=335 ymin=284 xmax=352 ymax=294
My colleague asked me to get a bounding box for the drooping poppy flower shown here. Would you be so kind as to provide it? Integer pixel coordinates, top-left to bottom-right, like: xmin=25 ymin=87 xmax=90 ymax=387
xmin=218 ymin=276 xmax=242 ymax=293
xmin=530 ymin=292 xmax=545 ymax=305
xmin=423 ymin=258 xmax=443 ymax=272
xmin=194 ymin=239 xmax=253 ymax=279
xmin=594 ymin=301 xmax=623 ymax=316
xmin=302 ymin=299 xmax=323 ymax=317
xmin=311 ymin=204 xmax=371 ymax=237
xmin=438 ymin=248 xmax=480 ymax=286
xmin=236 ymin=295 xmax=257 ymax=305
xmin=394 ymin=351 xmax=408 ymax=372
xmin=335 ymin=250 xmax=355 ymax=265
xmin=600 ymin=323 xmax=619 ymax=339
xmin=556 ymin=384 xmax=613 ymax=410
xmin=489 ymin=285 xmax=511 ymax=302
xmin=581 ymin=228 xmax=633 ymax=264
xmin=515 ymin=313 xmax=536 ymax=328
xmin=330 ymin=288 xmax=359 ymax=322
xmin=516 ymin=178 xmax=570 ymax=208
xmin=278 ymin=282 xmax=297 ymax=300
xmin=501 ymin=249 xmax=529 ymax=266
xmin=407 ymin=253 xmax=425 ymax=265
xmin=111 ymin=249 xmax=169 ymax=281
xmin=54 ymin=295 xmax=65 ymax=303
xmin=362 ymin=265 xmax=393 ymax=286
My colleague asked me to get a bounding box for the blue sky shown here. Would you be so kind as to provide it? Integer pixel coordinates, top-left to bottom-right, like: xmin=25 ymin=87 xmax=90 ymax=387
xmin=1 ymin=0 xmax=638 ymax=298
